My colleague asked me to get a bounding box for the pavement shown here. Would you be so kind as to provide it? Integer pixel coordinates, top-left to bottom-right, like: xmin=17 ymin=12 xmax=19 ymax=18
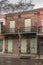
xmin=0 ymin=57 xmax=43 ymax=65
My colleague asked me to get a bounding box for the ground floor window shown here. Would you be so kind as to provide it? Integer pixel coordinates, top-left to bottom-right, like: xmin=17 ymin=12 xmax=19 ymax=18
xmin=0 ymin=39 xmax=3 ymax=52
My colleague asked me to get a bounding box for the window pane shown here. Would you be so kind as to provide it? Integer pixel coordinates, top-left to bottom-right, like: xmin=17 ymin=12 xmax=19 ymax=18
xmin=10 ymin=21 xmax=15 ymax=32
xmin=25 ymin=19 xmax=31 ymax=31
xmin=10 ymin=21 xmax=15 ymax=28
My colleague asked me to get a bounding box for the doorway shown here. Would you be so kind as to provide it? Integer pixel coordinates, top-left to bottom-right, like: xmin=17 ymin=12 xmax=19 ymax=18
xmin=7 ymin=39 xmax=13 ymax=53
xmin=21 ymin=39 xmax=27 ymax=53
xmin=39 ymin=39 xmax=43 ymax=54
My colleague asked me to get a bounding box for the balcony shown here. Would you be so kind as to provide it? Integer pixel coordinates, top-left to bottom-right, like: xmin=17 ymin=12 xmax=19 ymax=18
xmin=18 ymin=26 xmax=37 ymax=34
xmin=2 ymin=27 xmax=18 ymax=35
xmin=37 ymin=26 xmax=43 ymax=35
xmin=2 ymin=26 xmax=37 ymax=35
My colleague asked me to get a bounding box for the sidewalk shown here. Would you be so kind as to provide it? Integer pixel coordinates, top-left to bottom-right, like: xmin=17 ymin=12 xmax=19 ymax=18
xmin=0 ymin=58 xmax=43 ymax=65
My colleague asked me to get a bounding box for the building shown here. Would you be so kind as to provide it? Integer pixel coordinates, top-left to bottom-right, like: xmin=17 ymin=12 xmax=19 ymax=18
xmin=0 ymin=8 xmax=43 ymax=59
xmin=37 ymin=8 xmax=43 ymax=58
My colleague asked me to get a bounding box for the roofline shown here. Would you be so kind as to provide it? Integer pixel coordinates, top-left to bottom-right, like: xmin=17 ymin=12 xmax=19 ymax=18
xmin=0 ymin=7 xmax=43 ymax=15
xmin=5 ymin=9 xmax=37 ymax=15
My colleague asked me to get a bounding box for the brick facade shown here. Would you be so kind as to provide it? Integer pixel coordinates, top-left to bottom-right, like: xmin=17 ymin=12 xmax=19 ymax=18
xmin=0 ymin=8 xmax=43 ymax=59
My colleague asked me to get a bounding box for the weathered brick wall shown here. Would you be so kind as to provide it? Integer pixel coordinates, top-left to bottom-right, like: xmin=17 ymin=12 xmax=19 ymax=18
xmin=0 ymin=9 xmax=38 ymax=55
xmin=37 ymin=8 xmax=43 ymax=26
xmin=5 ymin=11 xmax=35 ymax=33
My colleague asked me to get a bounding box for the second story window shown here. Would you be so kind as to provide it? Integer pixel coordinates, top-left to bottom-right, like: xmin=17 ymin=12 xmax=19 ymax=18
xmin=10 ymin=21 xmax=15 ymax=32
xmin=0 ymin=22 xmax=3 ymax=33
xmin=25 ymin=19 xmax=31 ymax=32
xmin=0 ymin=18 xmax=5 ymax=33
xmin=41 ymin=20 xmax=43 ymax=32
xmin=0 ymin=18 xmax=5 ymax=25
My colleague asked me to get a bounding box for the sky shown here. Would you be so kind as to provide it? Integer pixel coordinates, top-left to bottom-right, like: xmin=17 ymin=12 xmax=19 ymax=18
xmin=9 ymin=0 xmax=43 ymax=9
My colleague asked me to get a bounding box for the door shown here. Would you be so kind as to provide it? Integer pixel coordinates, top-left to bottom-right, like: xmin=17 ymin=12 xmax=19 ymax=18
xmin=10 ymin=21 xmax=15 ymax=32
xmin=25 ymin=19 xmax=31 ymax=32
xmin=8 ymin=39 xmax=13 ymax=52
xmin=21 ymin=39 xmax=27 ymax=53
xmin=30 ymin=38 xmax=37 ymax=53
xmin=39 ymin=40 xmax=43 ymax=54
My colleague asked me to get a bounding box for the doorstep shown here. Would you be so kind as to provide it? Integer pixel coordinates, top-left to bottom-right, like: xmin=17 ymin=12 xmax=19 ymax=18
xmin=0 ymin=53 xmax=20 ymax=58
xmin=20 ymin=54 xmax=31 ymax=59
xmin=31 ymin=54 xmax=39 ymax=59
xmin=20 ymin=54 xmax=39 ymax=59
xmin=39 ymin=55 xmax=43 ymax=59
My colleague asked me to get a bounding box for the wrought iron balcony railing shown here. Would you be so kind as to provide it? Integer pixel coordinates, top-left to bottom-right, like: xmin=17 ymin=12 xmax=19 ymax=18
xmin=18 ymin=26 xmax=37 ymax=33
xmin=2 ymin=26 xmax=37 ymax=34
xmin=37 ymin=26 xmax=43 ymax=33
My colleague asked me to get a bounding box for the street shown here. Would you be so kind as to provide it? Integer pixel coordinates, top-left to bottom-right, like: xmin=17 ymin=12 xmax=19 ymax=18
xmin=0 ymin=58 xmax=43 ymax=65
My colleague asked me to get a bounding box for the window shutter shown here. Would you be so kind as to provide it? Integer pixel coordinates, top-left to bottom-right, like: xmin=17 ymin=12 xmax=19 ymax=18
xmin=30 ymin=38 xmax=37 ymax=53
xmin=10 ymin=21 xmax=15 ymax=32
xmin=25 ymin=19 xmax=31 ymax=31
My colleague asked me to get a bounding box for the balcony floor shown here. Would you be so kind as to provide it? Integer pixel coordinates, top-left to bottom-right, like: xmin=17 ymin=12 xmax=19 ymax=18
xmin=37 ymin=33 xmax=43 ymax=36
xmin=2 ymin=32 xmax=37 ymax=35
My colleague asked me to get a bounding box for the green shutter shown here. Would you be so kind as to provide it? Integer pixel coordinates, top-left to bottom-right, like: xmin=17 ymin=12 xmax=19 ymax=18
xmin=0 ymin=40 xmax=3 ymax=52
xmin=8 ymin=39 xmax=12 ymax=52
xmin=25 ymin=19 xmax=31 ymax=32
xmin=30 ymin=38 xmax=37 ymax=53
xmin=21 ymin=39 xmax=27 ymax=53
xmin=39 ymin=41 xmax=43 ymax=54
xmin=10 ymin=21 xmax=15 ymax=32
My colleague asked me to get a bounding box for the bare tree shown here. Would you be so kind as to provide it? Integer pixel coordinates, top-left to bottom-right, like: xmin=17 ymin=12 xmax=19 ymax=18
xmin=0 ymin=0 xmax=9 ymax=13
xmin=0 ymin=0 xmax=35 ymax=14
xmin=13 ymin=0 xmax=34 ymax=13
